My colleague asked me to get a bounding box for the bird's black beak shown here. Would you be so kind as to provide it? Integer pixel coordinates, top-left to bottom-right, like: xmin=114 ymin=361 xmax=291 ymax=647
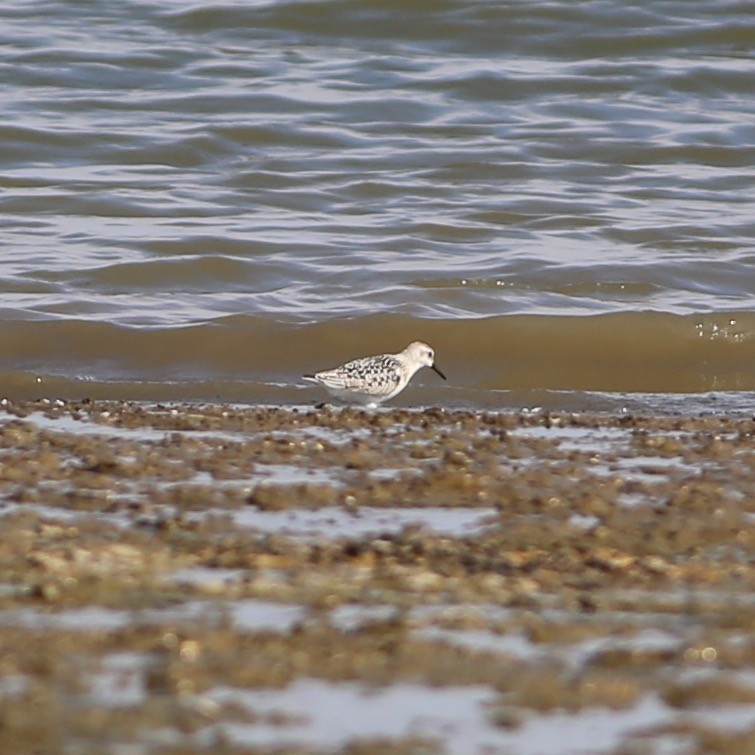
xmin=431 ymin=364 xmax=447 ymax=381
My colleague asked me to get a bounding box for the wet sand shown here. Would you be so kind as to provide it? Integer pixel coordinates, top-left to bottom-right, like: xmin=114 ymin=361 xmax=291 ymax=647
xmin=0 ymin=399 xmax=753 ymax=753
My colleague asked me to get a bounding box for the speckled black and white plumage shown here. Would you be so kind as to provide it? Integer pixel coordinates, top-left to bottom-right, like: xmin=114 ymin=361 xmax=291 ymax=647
xmin=303 ymin=341 xmax=446 ymax=407
xmin=311 ymin=353 xmax=403 ymax=396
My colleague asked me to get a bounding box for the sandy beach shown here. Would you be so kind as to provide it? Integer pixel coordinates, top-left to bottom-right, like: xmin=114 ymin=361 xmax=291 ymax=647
xmin=0 ymin=400 xmax=753 ymax=753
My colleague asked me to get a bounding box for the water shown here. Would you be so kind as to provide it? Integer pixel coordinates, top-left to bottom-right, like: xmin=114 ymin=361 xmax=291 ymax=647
xmin=1 ymin=0 xmax=753 ymax=406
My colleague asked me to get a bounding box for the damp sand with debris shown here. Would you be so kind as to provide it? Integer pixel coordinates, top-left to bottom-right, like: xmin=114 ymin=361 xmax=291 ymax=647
xmin=0 ymin=400 xmax=754 ymax=754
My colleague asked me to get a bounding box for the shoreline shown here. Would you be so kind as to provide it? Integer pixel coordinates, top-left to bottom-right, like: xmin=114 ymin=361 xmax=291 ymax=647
xmin=0 ymin=400 xmax=753 ymax=752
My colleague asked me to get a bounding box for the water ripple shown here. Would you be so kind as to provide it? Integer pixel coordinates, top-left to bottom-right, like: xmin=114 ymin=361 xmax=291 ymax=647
xmin=0 ymin=0 xmax=753 ymax=397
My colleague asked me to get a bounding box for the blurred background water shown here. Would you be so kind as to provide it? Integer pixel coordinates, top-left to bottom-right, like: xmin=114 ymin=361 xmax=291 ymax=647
xmin=1 ymin=0 xmax=753 ymax=409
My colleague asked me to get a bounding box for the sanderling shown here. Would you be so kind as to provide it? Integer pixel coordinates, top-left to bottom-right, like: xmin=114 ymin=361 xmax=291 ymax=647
xmin=303 ymin=341 xmax=446 ymax=407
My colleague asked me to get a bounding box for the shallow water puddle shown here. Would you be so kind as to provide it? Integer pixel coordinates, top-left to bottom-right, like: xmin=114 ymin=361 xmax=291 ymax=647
xmin=86 ymin=651 xmax=147 ymax=707
xmin=221 ymin=505 xmax=497 ymax=539
xmin=2 ymin=490 xmax=495 ymax=543
xmin=166 ymin=565 xmax=246 ymax=589
xmin=0 ymin=598 xmax=306 ymax=634
xmin=229 ymin=599 xmax=306 ymax=632
xmin=0 ymin=410 xmax=173 ymax=442
xmin=608 ymin=454 xmax=703 ymax=484
xmin=0 ymin=500 xmax=133 ymax=528
xmin=328 ymin=604 xmax=401 ymax=632
xmin=247 ymin=463 xmax=338 ymax=486
xmin=197 ymin=680 xmax=726 ymax=755
xmin=205 ymin=680 xmax=500 ymax=753
xmin=414 ymin=615 xmax=686 ymax=669
xmin=416 ymin=626 xmax=543 ymax=661
xmin=0 ymin=605 xmax=134 ymax=632
xmin=496 ymin=694 xmax=672 ymax=755
xmin=0 ymin=674 xmax=27 ymax=698
xmin=5 ymin=408 xmax=375 ymax=448
xmin=509 ymin=423 xmax=631 ymax=456
xmin=70 ymin=669 xmax=755 ymax=752
xmin=201 ymin=681 xmax=755 ymax=754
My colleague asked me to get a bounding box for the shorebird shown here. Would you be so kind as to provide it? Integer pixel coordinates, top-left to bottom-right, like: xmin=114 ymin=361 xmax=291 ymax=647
xmin=303 ymin=341 xmax=446 ymax=407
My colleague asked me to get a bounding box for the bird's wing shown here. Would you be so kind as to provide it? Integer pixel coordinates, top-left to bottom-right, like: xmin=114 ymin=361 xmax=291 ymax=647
xmin=316 ymin=355 xmax=402 ymax=394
